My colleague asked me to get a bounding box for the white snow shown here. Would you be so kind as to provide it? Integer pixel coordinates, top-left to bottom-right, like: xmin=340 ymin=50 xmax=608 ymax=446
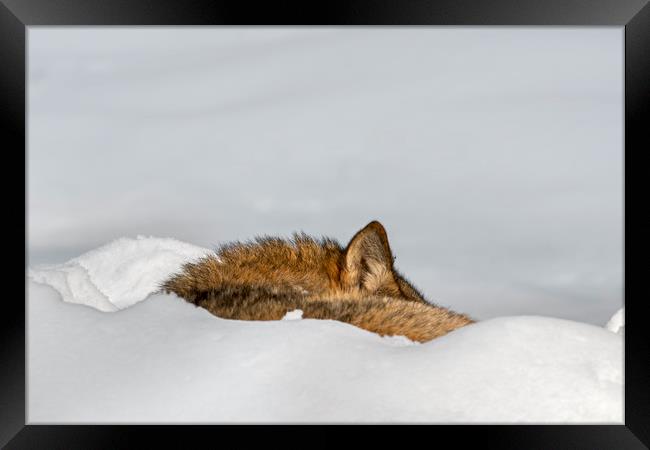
xmin=282 ymin=309 xmax=303 ymax=320
xmin=28 ymin=236 xmax=211 ymax=311
xmin=27 ymin=236 xmax=623 ymax=423
xmin=605 ymin=308 xmax=624 ymax=334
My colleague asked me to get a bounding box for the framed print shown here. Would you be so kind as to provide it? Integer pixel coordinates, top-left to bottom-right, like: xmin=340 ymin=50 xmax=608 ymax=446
xmin=3 ymin=0 xmax=649 ymax=448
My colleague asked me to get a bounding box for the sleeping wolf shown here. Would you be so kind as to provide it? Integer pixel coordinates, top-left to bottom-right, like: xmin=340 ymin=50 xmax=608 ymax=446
xmin=162 ymin=221 xmax=473 ymax=342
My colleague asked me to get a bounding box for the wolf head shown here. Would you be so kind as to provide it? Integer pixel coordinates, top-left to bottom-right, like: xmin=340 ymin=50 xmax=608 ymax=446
xmin=163 ymin=220 xmax=428 ymax=305
xmin=338 ymin=221 xmax=427 ymax=303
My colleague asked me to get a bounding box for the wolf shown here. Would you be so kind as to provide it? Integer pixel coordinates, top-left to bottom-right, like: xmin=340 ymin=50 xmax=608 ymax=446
xmin=161 ymin=221 xmax=473 ymax=342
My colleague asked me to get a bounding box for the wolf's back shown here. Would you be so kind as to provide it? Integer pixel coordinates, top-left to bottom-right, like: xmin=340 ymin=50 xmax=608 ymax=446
xmin=168 ymin=282 xmax=472 ymax=342
xmin=161 ymin=221 xmax=474 ymax=342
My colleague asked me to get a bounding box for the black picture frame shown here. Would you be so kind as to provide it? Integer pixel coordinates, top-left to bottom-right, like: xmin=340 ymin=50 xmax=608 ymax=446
xmin=4 ymin=0 xmax=649 ymax=448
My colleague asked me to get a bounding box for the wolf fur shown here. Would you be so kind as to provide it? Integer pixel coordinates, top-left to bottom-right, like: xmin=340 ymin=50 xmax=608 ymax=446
xmin=161 ymin=221 xmax=473 ymax=342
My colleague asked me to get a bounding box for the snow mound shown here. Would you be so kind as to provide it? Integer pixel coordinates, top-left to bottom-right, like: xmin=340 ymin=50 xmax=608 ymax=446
xmin=28 ymin=281 xmax=622 ymax=423
xmin=605 ymin=308 xmax=624 ymax=334
xmin=28 ymin=236 xmax=212 ymax=311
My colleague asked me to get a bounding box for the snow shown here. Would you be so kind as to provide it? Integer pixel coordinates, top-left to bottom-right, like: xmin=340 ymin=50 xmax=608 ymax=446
xmin=27 ymin=236 xmax=623 ymax=423
xmin=28 ymin=236 xmax=211 ymax=311
xmin=282 ymin=309 xmax=304 ymax=321
xmin=605 ymin=308 xmax=624 ymax=334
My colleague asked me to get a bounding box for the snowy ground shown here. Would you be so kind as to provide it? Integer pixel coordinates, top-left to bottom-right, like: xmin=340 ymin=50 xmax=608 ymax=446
xmin=27 ymin=237 xmax=623 ymax=423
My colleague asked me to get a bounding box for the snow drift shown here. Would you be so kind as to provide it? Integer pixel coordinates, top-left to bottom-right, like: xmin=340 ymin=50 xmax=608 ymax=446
xmin=27 ymin=236 xmax=623 ymax=423
xmin=28 ymin=236 xmax=211 ymax=311
xmin=605 ymin=307 xmax=624 ymax=334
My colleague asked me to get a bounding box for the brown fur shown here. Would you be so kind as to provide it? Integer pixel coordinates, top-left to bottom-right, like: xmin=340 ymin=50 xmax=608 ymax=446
xmin=161 ymin=221 xmax=474 ymax=342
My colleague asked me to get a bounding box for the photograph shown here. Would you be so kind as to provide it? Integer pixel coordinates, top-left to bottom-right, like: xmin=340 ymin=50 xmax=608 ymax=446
xmin=25 ymin=27 xmax=624 ymax=424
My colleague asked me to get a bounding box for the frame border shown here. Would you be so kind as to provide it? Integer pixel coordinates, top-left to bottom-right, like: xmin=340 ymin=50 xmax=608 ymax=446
xmin=4 ymin=0 xmax=649 ymax=447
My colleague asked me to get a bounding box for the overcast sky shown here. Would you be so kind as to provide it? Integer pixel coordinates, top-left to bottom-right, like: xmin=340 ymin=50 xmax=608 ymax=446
xmin=27 ymin=28 xmax=623 ymax=325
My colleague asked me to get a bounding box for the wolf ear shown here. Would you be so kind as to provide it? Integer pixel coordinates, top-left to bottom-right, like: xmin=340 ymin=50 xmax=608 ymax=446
xmin=343 ymin=221 xmax=397 ymax=292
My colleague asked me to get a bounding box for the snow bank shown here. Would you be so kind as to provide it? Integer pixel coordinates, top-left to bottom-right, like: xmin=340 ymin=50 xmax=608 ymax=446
xmin=27 ymin=236 xmax=623 ymax=423
xmin=605 ymin=308 xmax=624 ymax=334
xmin=28 ymin=236 xmax=211 ymax=311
